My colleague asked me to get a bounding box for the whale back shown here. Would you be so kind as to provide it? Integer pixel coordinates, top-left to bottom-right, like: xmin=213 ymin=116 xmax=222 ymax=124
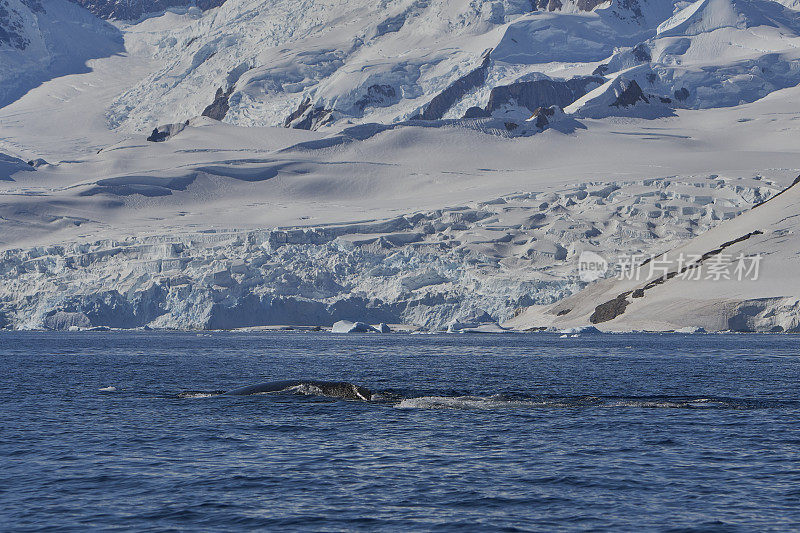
xmin=226 ymin=380 xmax=372 ymax=401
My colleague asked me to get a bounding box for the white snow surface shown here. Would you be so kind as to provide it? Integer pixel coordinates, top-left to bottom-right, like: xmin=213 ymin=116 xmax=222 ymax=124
xmin=0 ymin=0 xmax=123 ymax=108
xmin=507 ymin=172 xmax=800 ymax=333
xmin=2 ymin=1 xmax=800 ymax=331
xmin=99 ymin=0 xmax=800 ymax=131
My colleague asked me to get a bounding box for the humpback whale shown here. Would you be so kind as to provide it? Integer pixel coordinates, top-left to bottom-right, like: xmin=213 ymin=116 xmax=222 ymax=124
xmin=225 ymin=380 xmax=373 ymax=401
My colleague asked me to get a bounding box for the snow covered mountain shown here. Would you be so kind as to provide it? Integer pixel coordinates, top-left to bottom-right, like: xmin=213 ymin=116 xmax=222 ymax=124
xmin=106 ymin=0 xmax=663 ymax=131
xmin=69 ymin=0 xmax=226 ymax=20
xmin=105 ymin=0 xmax=800 ymax=133
xmin=1 ymin=0 xmax=800 ymax=331
xmin=0 ymin=0 xmax=123 ymax=108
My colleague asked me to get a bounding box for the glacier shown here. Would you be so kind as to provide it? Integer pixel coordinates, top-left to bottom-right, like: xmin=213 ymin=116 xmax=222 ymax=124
xmin=2 ymin=0 xmax=800 ymax=332
xmin=0 ymin=177 xmax=777 ymax=330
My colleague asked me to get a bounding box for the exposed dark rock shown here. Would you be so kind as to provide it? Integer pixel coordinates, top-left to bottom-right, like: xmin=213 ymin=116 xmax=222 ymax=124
xmin=532 ymin=0 xmax=565 ymax=10
xmin=376 ymin=12 xmax=407 ymax=35
xmin=727 ymin=304 xmax=761 ymax=332
xmin=354 ymin=84 xmax=397 ymax=112
xmin=284 ymin=97 xmax=313 ymax=127
xmin=415 ymin=51 xmax=492 ymax=121
xmin=673 ymin=87 xmax=690 ymax=101
xmin=590 ymin=292 xmax=631 ymax=324
xmin=22 ymin=0 xmax=44 ymax=10
xmin=485 ymin=76 xmax=603 ymax=115
xmin=463 ymin=106 xmax=490 ymax=119
xmin=610 ymin=0 xmax=644 ymax=19
xmin=283 ymin=97 xmax=334 ymax=130
xmin=202 ymin=86 xmax=234 ymax=121
xmin=576 ymin=0 xmax=611 ymax=11
xmin=1 ymin=151 xmax=36 ymax=180
xmin=146 ymin=121 xmax=188 ymax=142
xmin=299 ymin=108 xmax=333 ymax=130
xmin=592 ymin=64 xmax=609 ymax=76
xmin=147 ymin=128 xmax=169 ymax=142
xmin=504 ymin=122 xmax=518 ymax=131
xmin=0 ymin=0 xmax=33 ymax=50
xmin=631 ymin=43 xmax=651 ymax=62
xmin=533 ymin=0 xmax=616 ymax=11
xmin=590 ymin=228 xmax=767 ymax=324
xmin=196 ymin=0 xmax=226 ymax=9
xmin=530 ymin=106 xmax=556 ymax=129
xmin=531 ymin=0 xmax=608 ymax=11
xmin=611 ymin=80 xmax=649 ymax=107
xmin=584 ymin=226 xmax=601 ymax=238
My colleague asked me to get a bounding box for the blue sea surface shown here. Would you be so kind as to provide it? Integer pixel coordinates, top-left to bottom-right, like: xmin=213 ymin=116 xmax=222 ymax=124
xmin=1 ymin=332 xmax=799 ymax=531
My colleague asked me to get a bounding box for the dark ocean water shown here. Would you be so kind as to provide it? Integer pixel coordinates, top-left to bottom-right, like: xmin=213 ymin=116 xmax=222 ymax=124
xmin=1 ymin=332 xmax=799 ymax=532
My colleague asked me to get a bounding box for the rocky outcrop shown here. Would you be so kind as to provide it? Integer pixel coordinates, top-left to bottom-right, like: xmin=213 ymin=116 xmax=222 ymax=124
xmin=532 ymin=0 xmax=609 ymax=11
xmin=146 ymin=121 xmax=188 ymax=142
xmin=631 ymin=43 xmax=651 ymax=62
xmin=43 ymin=311 xmax=92 ymax=331
xmin=482 ymin=76 xmax=603 ymax=116
xmin=610 ymin=80 xmax=649 ymax=107
xmin=530 ymin=106 xmax=558 ymax=129
xmin=284 ymin=97 xmax=313 ymax=127
xmin=673 ymin=87 xmax=690 ymax=102
xmin=0 ymin=2 xmax=26 ymax=50
xmin=0 ymin=0 xmax=42 ymax=50
xmin=354 ymin=84 xmax=397 ymax=112
xmin=283 ymin=96 xmax=335 ymax=130
xmin=590 ymin=292 xmax=631 ymax=324
xmin=201 ymin=86 xmax=234 ymax=121
xmin=1 ymin=0 xmax=124 ymax=109
xmin=589 ymin=229 xmax=766 ymax=325
xmin=415 ymin=51 xmax=492 ymax=121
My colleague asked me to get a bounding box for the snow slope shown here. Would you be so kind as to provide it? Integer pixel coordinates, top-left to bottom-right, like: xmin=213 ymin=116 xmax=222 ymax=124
xmin=0 ymin=0 xmax=123 ymax=109
xmin=1 ymin=82 xmax=798 ymax=330
xmin=103 ymin=0 xmax=800 ymax=133
xmin=2 ymin=1 xmax=800 ymax=331
xmin=0 ymin=171 xmax=778 ymax=330
xmin=106 ymin=0 xmax=675 ymax=132
xmin=507 ymin=175 xmax=800 ymax=332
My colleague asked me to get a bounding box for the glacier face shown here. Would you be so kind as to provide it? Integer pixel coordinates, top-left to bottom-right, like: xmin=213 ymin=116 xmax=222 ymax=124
xmin=0 ymin=177 xmax=776 ymax=330
xmin=1 ymin=0 xmax=800 ymax=332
